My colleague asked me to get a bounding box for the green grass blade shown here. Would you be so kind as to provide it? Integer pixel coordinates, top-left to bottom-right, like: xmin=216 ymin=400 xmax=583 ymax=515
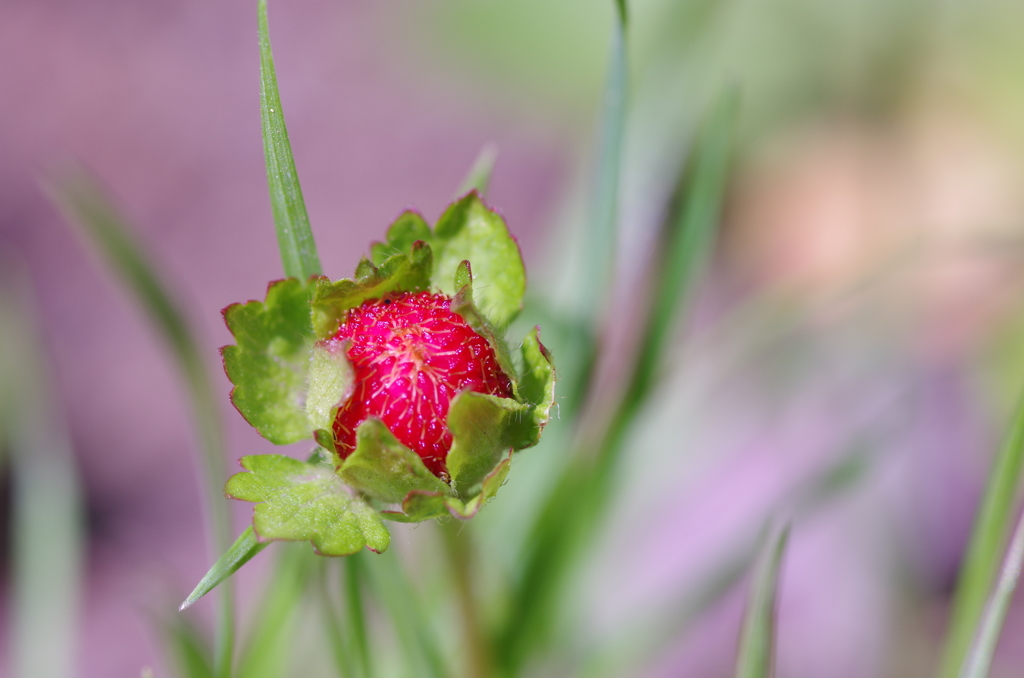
xmin=317 ymin=561 xmax=352 ymax=678
xmin=494 ymin=90 xmax=737 ymax=675
xmin=0 ymin=276 xmax=84 ymax=678
xmin=52 ymin=174 xmax=236 ymax=678
xmin=181 ymin=527 xmax=269 ymax=610
xmin=734 ymin=523 xmax=789 ymax=678
xmin=958 ymin=504 xmax=1024 ymax=678
xmin=343 ymin=554 xmax=374 ymax=678
xmin=939 ymin=391 xmax=1024 ymax=678
xmin=456 ymin=143 xmax=498 ymax=197
xmin=365 ymin=550 xmax=451 ymax=678
xmin=581 ymin=0 xmax=628 ymax=325
xmin=158 ymin=616 xmax=216 ymax=678
xmin=236 ymin=545 xmax=312 ymax=678
xmin=635 ymin=88 xmax=737 ymax=399
xmin=258 ymin=0 xmax=322 ymax=280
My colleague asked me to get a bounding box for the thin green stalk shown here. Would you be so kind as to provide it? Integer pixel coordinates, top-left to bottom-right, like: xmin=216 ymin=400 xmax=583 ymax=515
xmin=365 ymin=550 xmax=451 ymax=678
xmin=344 ymin=553 xmax=374 ymax=678
xmin=494 ymin=89 xmax=736 ymax=676
xmin=0 ymin=275 xmax=83 ymax=678
xmin=457 ymin=143 xmax=499 ymax=197
xmin=581 ymin=0 xmax=629 ymax=326
xmin=958 ymin=504 xmax=1024 ymax=678
xmin=258 ymin=0 xmax=322 ymax=280
xmin=52 ymin=175 xmax=236 ymax=678
xmin=939 ymin=388 xmax=1024 ymax=678
xmin=442 ymin=522 xmax=493 ymax=678
xmin=318 ymin=560 xmax=352 ymax=678
xmin=734 ymin=523 xmax=789 ymax=678
xmin=236 ymin=545 xmax=311 ymax=678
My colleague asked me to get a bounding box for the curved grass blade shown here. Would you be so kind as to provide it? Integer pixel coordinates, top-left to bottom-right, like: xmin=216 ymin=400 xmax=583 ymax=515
xmin=0 ymin=274 xmax=84 ymax=678
xmin=180 ymin=527 xmax=268 ymax=611
xmin=495 ymin=88 xmax=738 ymax=676
xmin=258 ymin=0 xmax=322 ymax=280
xmin=52 ymin=173 xmax=237 ymax=678
xmin=958 ymin=504 xmax=1024 ymax=678
xmin=236 ymin=545 xmax=313 ymax=678
xmin=343 ymin=554 xmax=375 ymax=678
xmin=456 ymin=143 xmax=498 ymax=197
xmin=734 ymin=523 xmax=789 ymax=678
xmin=365 ymin=549 xmax=450 ymax=678
xmin=636 ymin=88 xmax=737 ymax=400
xmin=939 ymin=390 xmax=1024 ymax=678
xmin=157 ymin=614 xmax=215 ymax=678
xmin=581 ymin=0 xmax=629 ymax=326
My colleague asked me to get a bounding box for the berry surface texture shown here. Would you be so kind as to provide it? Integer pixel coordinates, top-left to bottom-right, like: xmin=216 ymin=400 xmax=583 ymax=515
xmin=330 ymin=291 xmax=512 ymax=476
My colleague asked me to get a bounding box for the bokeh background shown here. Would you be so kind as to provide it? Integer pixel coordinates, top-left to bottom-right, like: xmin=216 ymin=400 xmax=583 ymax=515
xmin=4 ymin=0 xmax=1024 ymax=676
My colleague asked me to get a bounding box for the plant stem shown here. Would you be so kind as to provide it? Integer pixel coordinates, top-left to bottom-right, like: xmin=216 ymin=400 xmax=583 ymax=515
xmin=442 ymin=521 xmax=493 ymax=678
xmin=344 ymin=554 xmax=374 ymax=678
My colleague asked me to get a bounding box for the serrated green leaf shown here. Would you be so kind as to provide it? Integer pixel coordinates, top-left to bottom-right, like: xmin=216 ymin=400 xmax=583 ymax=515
xmin=734 ymin=523 xmax=789 ymax=678
xmin=446 ymin=391 xmax=527 ymax=497
xmin=258 ymin=0 xmax=321 ymax=280
xmin=180 ymin=527 xmax=268 ymax=611
xmin=433 ymin=193 xmax=525 ymax=328
xmin=311 ymin=243 xmax=433 ymax=338
xmin=338 ymin=418 xmax=451 ymax=504
xmin=387 ymin=456 xmax=511 ymax=523
xmin=305 ymin=340 xmax=354 ymax=431
xmin=371 ymin=211 xmax=432 ymax=266
xmin=226 ymin=454 xmax=390 ymax=556
xmin=222 ymin=278 xmax=314 ymax=444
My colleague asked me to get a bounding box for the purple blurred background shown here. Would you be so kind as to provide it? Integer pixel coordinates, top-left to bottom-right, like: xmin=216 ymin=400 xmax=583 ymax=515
xmin=4 ymin=0 xmax=1024 ymax=676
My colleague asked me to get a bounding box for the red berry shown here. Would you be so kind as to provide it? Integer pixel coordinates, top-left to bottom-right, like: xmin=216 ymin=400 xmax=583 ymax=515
xmin=330 ymin=291 xmax=512 ymax=477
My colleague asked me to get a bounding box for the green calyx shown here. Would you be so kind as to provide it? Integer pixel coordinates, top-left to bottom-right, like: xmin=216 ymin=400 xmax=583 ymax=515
xmin=221 ymin=192 xmax=556 ymax=551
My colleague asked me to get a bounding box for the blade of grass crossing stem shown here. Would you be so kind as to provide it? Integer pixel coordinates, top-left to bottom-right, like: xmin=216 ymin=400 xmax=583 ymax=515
xmin=258 ymin=0 xmax=321 ymax=280
xmin=495 ymin=90 xmax=738 ymax=675
xmin=959 ymin=505 xmax=1024 ymax=678
xmin=236 ymin=545 xmax=312 ymax=678
xmin=581 ymin=0 xmax=628 ymax=326
xmin=0 ymin=276 xmax=83 ymax=678
xmin=343 ymin=553 xmax=375 ymax=678
xmin=316 ymin=560 xmax=352 ymax=678
xmin=181 ymin=527 xmax=269 ymax=610
xmin=634 ymin=88 xmax=737 ymax=400
xmin=158 ymin=616 xmax=216 ymax=678
xmin=456 ymin=143 xmax=498 ymax=197
xmin=365 ymin=550 xmax=451 ymax=678
xmin=939 ymin=390 xmax=1024 ymax=678
xmin=52 ymin=175 xmax=235 ymax=678
xmin=734 ymin=523 xmax=789 ymax=678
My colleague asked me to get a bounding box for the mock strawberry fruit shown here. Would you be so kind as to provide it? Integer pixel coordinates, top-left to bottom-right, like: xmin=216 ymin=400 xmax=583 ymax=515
xmin=329 ymin=291 xmax=512 ymax=477
xmin=222 ymin=192 xmax=555 ymax=529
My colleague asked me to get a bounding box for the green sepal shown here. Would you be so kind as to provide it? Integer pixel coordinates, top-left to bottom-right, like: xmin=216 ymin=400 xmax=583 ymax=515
xmin=221 ymin=278 xmax=315 ymax=444
xmin=446 ymin=391 xmax=528 ymax=497
xmin=450 ymin=260 xmax=518 ymax=393
xmin=305 ymin=340 xmax=354 ymax=431
xmin=225 ymin=454 xmax=391 ymax=556
xmin=505 ymin=327 xmax=557 ymax=450
xmin=432 ymin=192 xmax=526 ymax=328
xmin=338 ymin=418 xmax=452 ymax=504
xmin=311 ymin=242 xmax=433 ymax=338
xmin=384 ymin=455 xmax=512 ymax=522
xmin=370 ymin=211 xmax=432 ymax=265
